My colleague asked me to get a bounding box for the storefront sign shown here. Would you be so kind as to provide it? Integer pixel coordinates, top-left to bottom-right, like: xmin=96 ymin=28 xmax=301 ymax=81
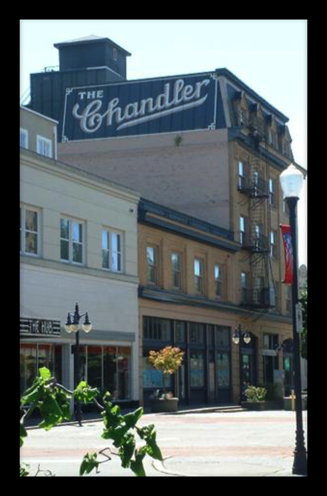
xmin=20 ymin=318 xmax=61 ymax=337
xmin=62 ymin=74 xmax=219 ymax=141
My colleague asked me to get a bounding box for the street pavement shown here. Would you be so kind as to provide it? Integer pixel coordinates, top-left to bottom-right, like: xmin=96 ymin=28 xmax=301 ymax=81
xmin=20 ymin=409 xmax=308 ymax=477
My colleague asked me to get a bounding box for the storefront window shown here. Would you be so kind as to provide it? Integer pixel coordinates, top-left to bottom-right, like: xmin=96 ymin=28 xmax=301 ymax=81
xmin=87 ymin=346 xmax=102 ymax=390
xmin=20 ymin=344 xmax=62 ymax=397
xmin=216 ymin=353 xmax=230 ymax=388
xmin=175 ymin=321 xmax=186 ymax=343
xmin=189 ymin=323 xmax=204 ymax=344
xmin=38 ymin=344 xmax=53 ymax=371
xmin=54 ymin=345 xmax=62 ymax=384
xmin=143 ymin=356 xmax=164 ymax=388
xmin=117 ymin=347 xmax=131 ymax=400
xmin=103 ymin=347 xmax=118 ymax=399
xmin=20 ymin=344 xmax=37 ymax=395
xmin=215 ymin=327 xmax=230 ymax=348
xmin=143 ymin=317 xmax=171 ymax=341
xmin=190 ymin=352 xmax=204 ymax=387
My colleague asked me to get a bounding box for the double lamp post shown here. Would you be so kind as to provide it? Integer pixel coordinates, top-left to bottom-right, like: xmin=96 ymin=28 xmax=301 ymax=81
xmin=65 ymin=303 xmax=92 ymax=426
xmin=279 ymin=163 xmax=307 ymax=476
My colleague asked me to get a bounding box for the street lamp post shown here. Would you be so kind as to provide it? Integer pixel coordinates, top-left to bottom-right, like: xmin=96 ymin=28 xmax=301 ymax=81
xmin=279 ymin=163 xmax=307 ymax=476
xmin=65 ymin=303 xmax=92 ymax=426
xmin=232 ymin=325 xmax=251 ymax=403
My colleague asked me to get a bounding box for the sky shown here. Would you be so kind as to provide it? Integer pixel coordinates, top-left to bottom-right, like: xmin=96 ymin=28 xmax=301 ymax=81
xmin=20 ymin=19 xmax=307 ymax=266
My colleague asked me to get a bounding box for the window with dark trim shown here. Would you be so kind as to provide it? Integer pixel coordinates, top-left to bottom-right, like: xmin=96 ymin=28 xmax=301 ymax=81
xmin=171 ymin=252 xmax=182 ymax=290
xmin=146 ymin=246 xmax=158 ymax=285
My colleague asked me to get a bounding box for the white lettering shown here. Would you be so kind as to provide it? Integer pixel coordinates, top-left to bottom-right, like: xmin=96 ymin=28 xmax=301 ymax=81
xmin=72 ymin=78 xmax=211 ymax=134
xmin=73 ymin=100 xmax=104 ymax=133
xmin=173 ymin=79 xmax=185 ymax=105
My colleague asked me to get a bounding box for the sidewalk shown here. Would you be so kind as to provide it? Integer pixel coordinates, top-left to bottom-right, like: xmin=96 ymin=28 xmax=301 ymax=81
xmin=21 ymin=410 xmax=307 ymax=477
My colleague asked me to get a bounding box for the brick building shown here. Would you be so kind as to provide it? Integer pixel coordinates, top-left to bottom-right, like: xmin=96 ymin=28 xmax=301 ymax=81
xmin=25 ymin=36 xmax=306 ymax=405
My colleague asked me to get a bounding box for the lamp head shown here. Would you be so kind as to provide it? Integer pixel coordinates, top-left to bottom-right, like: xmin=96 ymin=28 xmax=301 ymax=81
xmin=279 ymin=164 xmax=304 ymax=200
xmin=82 ymin=312 xmax=92 ymax=333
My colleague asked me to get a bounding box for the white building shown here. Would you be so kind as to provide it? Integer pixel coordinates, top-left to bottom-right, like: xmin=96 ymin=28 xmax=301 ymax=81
xmin=20 ymin=107 xmax=140 ymax=406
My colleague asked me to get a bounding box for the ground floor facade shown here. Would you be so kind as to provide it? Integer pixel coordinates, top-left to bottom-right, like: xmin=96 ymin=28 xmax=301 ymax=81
xmin=20 ymin=263 xmax=140 ymax=407
xmin=139 ymin=294 xmax=294 ymax=407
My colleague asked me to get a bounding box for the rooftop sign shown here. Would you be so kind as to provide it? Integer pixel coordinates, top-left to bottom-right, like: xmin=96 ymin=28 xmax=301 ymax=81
xmin=62 ymin=74 xmax=219 ymax=141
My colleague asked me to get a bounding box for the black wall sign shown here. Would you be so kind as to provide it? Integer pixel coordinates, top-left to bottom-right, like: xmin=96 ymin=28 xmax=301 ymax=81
xmin=62 ymin=73 xmax=219 ymax=141
xmin=20 ymin=318 xmax=61 ymax=337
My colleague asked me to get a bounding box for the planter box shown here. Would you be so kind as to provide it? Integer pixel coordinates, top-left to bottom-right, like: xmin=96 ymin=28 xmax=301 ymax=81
xmin=241 ymin=400 xmax=283 ymax=411
xmin=150 ymin=398 xmax=179 ymax=413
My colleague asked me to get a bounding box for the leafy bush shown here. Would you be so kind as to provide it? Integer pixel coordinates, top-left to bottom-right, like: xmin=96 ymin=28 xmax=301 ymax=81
xmin=244 ymin=385 xmax=267 ymax=403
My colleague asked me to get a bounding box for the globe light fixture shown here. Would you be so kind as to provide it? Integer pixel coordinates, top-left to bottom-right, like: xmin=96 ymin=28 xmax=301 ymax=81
xmin=279 ymin=163 xmax=304 ymax=199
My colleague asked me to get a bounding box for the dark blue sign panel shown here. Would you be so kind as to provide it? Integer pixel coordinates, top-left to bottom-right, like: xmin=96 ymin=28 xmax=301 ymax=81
xmin=62 ymin=73 xmax=219 ymax=141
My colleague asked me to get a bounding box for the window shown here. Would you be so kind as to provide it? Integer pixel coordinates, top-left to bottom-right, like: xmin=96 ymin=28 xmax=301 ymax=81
xmin=214 ymin=263 xmax=223 ymax=298
xmin=20 ymin=205 xmax=40 ymax=256
xmin=241 ymin=272 xmax=249 ymax=303
xmin=37 ymin=135 xmax=52 ymax=158
xmin=216 ymin=353 xmax=231 ymax=388
xmin=60 ymin=217 xmax=84 ymax=264
xmin=263 ymin=333 xmax=279 ymax=351
xmin=238 ymin=161 xmax=245 ymax=189
xmin=20 ymin=128 xmax=28 ymax=149
xmin=113 ymin=48 xmax=118 ymax=61
xmin=20 ymin=344 xmax=62 ymax=397
xmin=194 ymin=258 xmax=204 ymax=294
xmin=270 ymin=230 xmax=277 ymax=258
xmin=171 ymin=252 xmax=182 ymax=290
xmin=102 ymin=230 xmax=122 ymax=272
xmin=269 ymin=179 xmax=276 ymax=206
xmin=143 ymin=317 xmax=171 ymax=341
xmin=239 ymin=216 xmax=247 ymax=245
xmin=146 ymin=246 xmax=158 ymax=284
xmin=283 ymin=199 xmax=290 ymax=215
xmin=190 ymin=352 xmax=205 ymax=387
xmin=189 ymin=323 xmax=205 ymax=344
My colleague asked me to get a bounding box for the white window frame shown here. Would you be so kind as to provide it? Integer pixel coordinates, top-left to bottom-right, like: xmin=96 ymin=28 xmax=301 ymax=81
xmin=171 ymin=252 xmax=182 ymax=290
xmin=146 ymin=245 xmax=158 ymax=285
xmin=60 ymin=217 xmax=85 ymax=265
xmin=270 ymin=230 xmax=277 ymax=258
xmin=36 ymin=135 xmax=53 ymax=158
xmin=194 ymin=258 xmax=204 ymax=295
xmin=20 ymin=128 xmax=28 ymax=149
xmin=239 ymin=216 xmax=246 ymax=245
xmin=102 ymin=229 xmax=123 ymax=272
xmin=20 ymin=205 xmax=41 ymax=257
xmin=214 ymin=263 xmax=223 ymax=299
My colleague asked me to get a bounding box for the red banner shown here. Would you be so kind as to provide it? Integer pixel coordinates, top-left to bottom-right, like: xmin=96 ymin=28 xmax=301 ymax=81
xmin=280 ymin=225 xmax=293 ymax=284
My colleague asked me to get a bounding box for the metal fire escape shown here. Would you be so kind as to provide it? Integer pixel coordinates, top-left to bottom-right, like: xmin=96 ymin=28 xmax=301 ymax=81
xmin=238 ymin=145 xmax=276 ymax=314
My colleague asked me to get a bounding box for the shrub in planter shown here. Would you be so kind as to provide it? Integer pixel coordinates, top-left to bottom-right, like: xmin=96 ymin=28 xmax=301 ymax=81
xmin=148 ymin=347 xmax=184 ymax=412
xmin=244 ymin=386 xmax=267 ymax=403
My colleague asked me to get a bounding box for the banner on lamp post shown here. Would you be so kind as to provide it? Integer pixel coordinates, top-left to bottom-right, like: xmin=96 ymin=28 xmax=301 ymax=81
xmin=280 ymin=224 xmax=294 ymax=285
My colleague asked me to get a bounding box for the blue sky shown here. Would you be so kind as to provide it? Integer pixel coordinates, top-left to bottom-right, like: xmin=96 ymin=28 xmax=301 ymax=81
xmin=20 ymin=19 xmax=307 ymax=264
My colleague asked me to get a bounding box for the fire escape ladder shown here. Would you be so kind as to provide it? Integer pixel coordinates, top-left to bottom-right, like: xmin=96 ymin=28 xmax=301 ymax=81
xmin=239 ymin=154 xmax=276 ymax=312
